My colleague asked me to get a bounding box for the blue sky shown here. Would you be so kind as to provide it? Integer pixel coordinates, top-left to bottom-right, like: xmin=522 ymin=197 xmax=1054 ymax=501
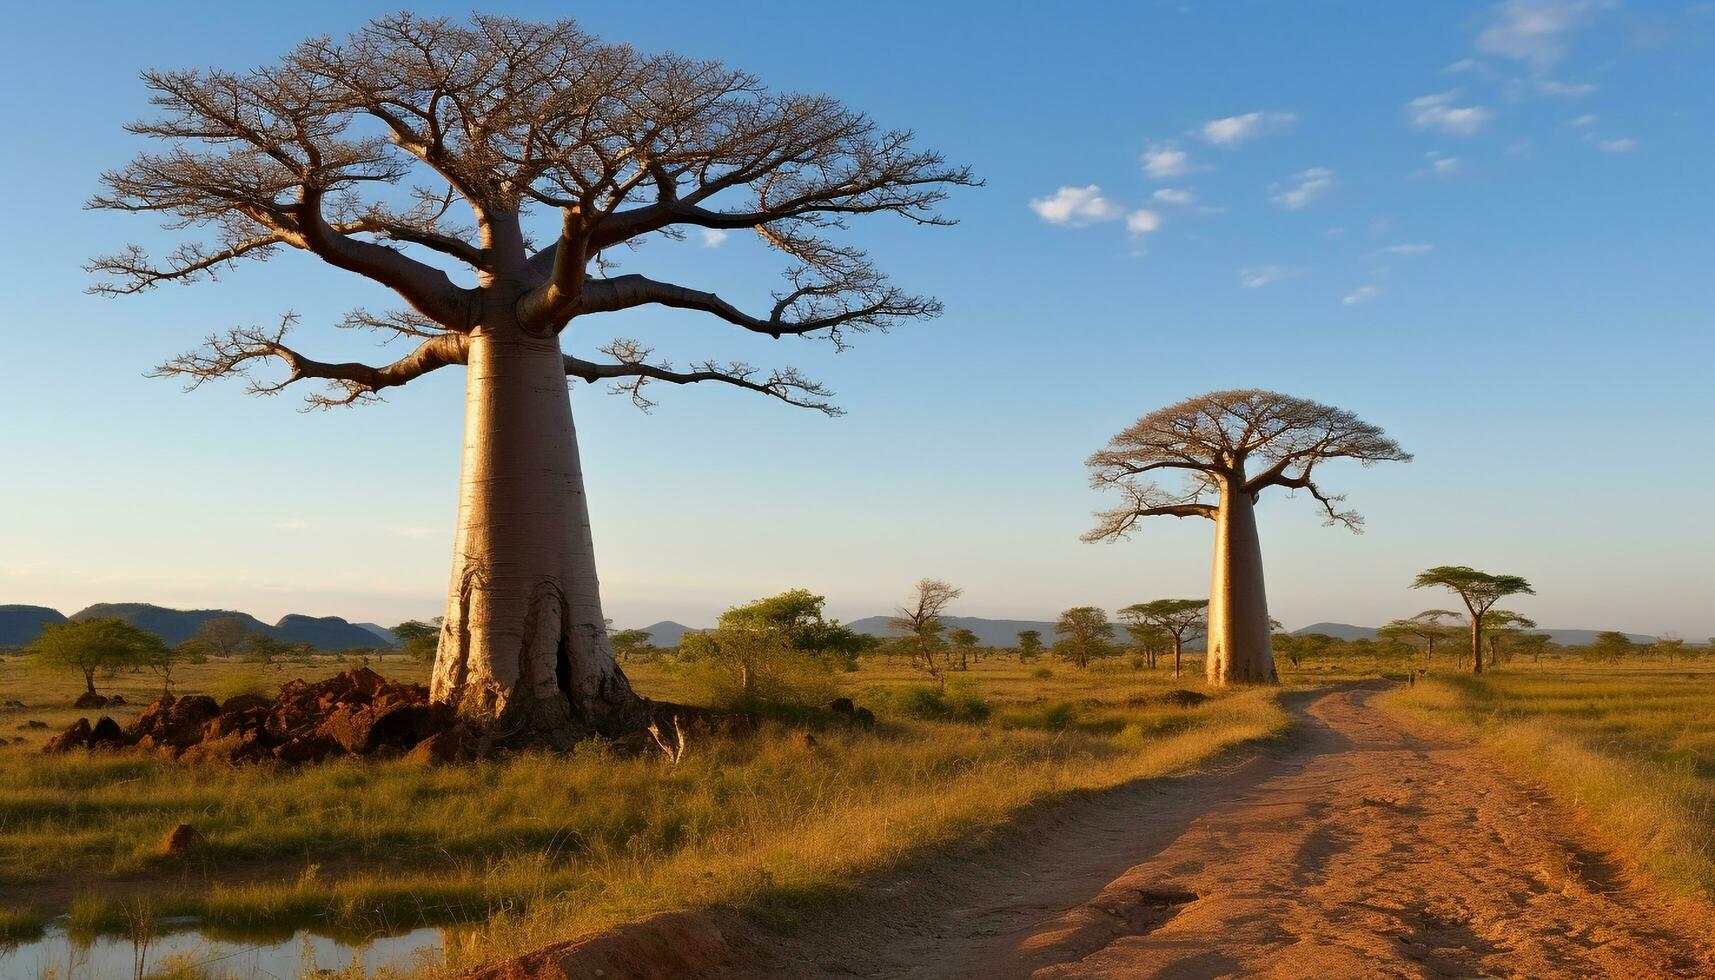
xmin=1 ymin=1 xmax=1711 ymax=636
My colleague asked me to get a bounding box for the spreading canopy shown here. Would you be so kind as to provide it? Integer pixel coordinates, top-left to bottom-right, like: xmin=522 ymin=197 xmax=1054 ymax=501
xmin=90 ymin=13 xmax=977 ymax=412
xmin=1084 ymin=389 xmax=1411 ymax=540
xmin=1411 ymin=566 xmax=1535 ymax=618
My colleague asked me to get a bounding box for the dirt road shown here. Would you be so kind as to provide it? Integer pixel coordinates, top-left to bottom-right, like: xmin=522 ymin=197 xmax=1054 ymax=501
xmin=506 ymin=685 xmax=1715 ymax=979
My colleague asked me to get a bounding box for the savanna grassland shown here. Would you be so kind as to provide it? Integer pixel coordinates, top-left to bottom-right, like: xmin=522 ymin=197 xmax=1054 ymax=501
xmin=1385 ymin=663 xmax=1715 ymax=902
xmin=0 ymin=653 xmax=1286 ymax=969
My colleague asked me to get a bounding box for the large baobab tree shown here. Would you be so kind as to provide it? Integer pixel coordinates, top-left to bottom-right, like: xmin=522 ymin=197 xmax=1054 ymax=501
xmin=1085 ymin=390 xmax=1410 ymax=686
xmin=1410 ymin=566 xmax=1534 ymax=675
xmin=89 ymin=14 xmax=975 ymax=745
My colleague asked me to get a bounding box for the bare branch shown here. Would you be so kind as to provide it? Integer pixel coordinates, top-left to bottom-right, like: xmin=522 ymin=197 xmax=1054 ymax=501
xmin=151 ymin=313 xmax=468 ymax=409
xmin=1082 ymin=480 xmax=1218 ymax=543
xmin=563 ymin=339 xmax=839 ymax=415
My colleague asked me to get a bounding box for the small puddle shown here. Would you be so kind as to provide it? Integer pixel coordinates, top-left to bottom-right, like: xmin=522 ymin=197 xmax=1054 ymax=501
xmin=0 ymin=922 xmax=446 ymax=979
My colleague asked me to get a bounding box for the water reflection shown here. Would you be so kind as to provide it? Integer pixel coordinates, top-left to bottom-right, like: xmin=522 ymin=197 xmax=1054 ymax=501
xmin=0 ymin=923 xmax=445 ymax=979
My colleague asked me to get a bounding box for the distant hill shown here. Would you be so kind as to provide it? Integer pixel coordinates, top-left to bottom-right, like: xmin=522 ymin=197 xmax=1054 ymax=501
xmin=637 ymin=620 xmax=701 ymax=647
xmin=1292 ymin=622 xmax=1657 ymax=646
xmin=0 ymin=605 xmax=68 ymax=647
xmin=355 ymin=622 xmax=399 ymax=645
xmin=59 ymin=603 xmax=388 ymax=651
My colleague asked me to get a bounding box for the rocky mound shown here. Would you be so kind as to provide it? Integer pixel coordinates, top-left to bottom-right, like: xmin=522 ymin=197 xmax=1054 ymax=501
xmin=43 ymin=668 xmax=477 ymax=764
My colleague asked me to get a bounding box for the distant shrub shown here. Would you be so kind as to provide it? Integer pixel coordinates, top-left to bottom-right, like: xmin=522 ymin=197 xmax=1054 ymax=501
xmin=1005 ymin=701 xmax=1078 ymax=731
xmin=1032 ymin=667 xmax=1054 ymax=680
xmin=888 ymin=682 xmax=990 ymax=723
xmin=1130 ymin=655 xmax=1146 ymax=670
xmin=209 ymin=670 xmax=273 ymax=704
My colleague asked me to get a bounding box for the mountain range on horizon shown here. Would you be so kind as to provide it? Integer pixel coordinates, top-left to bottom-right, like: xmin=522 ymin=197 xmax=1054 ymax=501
xmin=0 ymin=603 xmax=392 ymax=650
xmin=1 ymin=604 xmax=1662 ymax=653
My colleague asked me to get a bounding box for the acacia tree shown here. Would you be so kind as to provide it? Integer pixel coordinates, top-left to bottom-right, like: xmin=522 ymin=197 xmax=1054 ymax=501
xmin=1016 ymin=629 xmax=1044 ymax=662
xmin=1410 ymin=566 xmax=1534 ymax=674
xmin=1119 ymin=599 xmax=1206 ymax=679
xmin=1085 ymin=390 xmax=1409 ymax=686
xmin=890 ymin=578 xmax=962 ymax=683
xmin=27 ymin=619 xmax=168 ymax=697
xmin=1054 ymin=607 xmax=1115 ymax=669
xmin=947 ymin=627 xmax=980 ymax=671
xmin=1480 ymin=609 xmax=1536 ymax=667
xmin=91 ymin=15 xmax=974 ymax=744
xmin=1377 ymin=609 xmax=1461 ymax=668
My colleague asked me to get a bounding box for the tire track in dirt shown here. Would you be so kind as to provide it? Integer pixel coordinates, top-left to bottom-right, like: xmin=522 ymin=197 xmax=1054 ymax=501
xmin=495 ymin=684 xmax=1715 ymax=979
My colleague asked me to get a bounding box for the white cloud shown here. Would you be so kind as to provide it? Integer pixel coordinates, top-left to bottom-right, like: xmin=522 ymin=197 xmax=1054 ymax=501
xmin=1343 ymin=285 xmax=1383 ymax=305
xmin=1407 ymin=92 xmax=1494 ymax=136
xmin=1152 ymin=188 xmax=1197 ymax=206
xmin=698 ymin=229 xmax=729 ymax=248
xmin=1238 ymin=265 xmax=1296 ymax=289
xmin=1379 ymin=243 xmax=1434 ymax=255
xmin=1029 ymin=185 xmax=1125 ymax=225
xmin=1199 ymin=110 xmax=1297 ymax=146
xmin=1269 ymin=167 xmax=1335 ymax=210
xmin=1126 ymin=209 xmax=1163 ymax=234
xmin=1476 ymin=0 xmax=1612 ymax=70
xmin=1595 ymin=137 xmax=1636 ymax=153
xmin=1416 ymin=152 xmax=1463 ymax=179
xmin=1142 ymin=142 xmax=1194 ymax=179
xmin=1506 ymin=139 xmax=1533 ymax=156
xmin=1568 ymin=113 xmax=1597 ymax=127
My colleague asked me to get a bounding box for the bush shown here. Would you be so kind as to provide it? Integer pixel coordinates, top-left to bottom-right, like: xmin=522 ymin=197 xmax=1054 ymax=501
xmin=209 ymin=670 xmax=274 ymax=704
xmin=887 ymin=682 xmax=990 ymax=723
xmin=1032 ymin=667 xmax=1054 ymax=679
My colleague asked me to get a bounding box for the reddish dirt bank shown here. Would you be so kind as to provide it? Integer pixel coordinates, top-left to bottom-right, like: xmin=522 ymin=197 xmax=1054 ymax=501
xmin=481 ymin=685 xmax=1715 ymax=979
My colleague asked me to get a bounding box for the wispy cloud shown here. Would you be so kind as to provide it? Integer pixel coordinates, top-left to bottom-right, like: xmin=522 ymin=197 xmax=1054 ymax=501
xmin=1476 ymin=0 xmax=1613 ymax=70
xmin=1141 ymin=142 xmax=1195 ymax=179
xmin=1151 ymin=188 xmax=1197 ymax=206
xmin=1535 ymin=78 xmax=1597 ymax=97
xmin=1568 ymin=113 xmax=1597 ymax=127
xmin=1199 ymin=110 xmax=1297 ymax=146
xmin=1415 ymin=152 xmax=1463 ymax=179
xmin=1238 ymin=265 xmax=1298 ymax=289
xmin=1343 ymin=284 xmax=1383 ymax=305
xmin=1029 ymin=185 xmax=1125 ymax=225
xmin=1269 ymin=167 xmax=1335 ymax=210
xmin=1407 ymin=92 xmax=1494 ymax=136
xmin=698 ymin=229 xmax=728 ymax=248
xmin=1378 ymin=243 xmax=1435 ymax=256
xmin=1594 ymin=136 xmax=1636 ymax=153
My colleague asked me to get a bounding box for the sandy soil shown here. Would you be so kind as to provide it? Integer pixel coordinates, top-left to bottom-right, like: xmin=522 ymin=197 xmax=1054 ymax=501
xmin=499 ymin=683 xmax=1715 ymax=979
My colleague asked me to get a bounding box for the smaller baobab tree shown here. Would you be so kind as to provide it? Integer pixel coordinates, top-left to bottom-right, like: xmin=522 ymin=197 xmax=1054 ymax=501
xmin=1377 ymin=610 xmax=1461 ymax=668
xmin=1086 ymin=390 xmax=1409 ymax=686
xmin=891 ymin=578 xmax=962 ymax=684
xmin=1410 ymin=566 xmax=1534 ymax=674
xmin=1118 ymin=599 xmax=1207 ymax=679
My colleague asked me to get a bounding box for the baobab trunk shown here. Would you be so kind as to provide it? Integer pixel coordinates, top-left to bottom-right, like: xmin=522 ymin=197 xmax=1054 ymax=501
xmin=431 ymin=318 xmax=644 ymax=745
xmin=1206 ymin=479 xmax=1277 ymax=685
xmin=1468 ymin=616 xmax=1484 ymax=675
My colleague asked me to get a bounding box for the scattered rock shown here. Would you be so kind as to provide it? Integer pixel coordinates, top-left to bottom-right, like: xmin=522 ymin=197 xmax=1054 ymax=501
xmin=72 ymin=692 xmax=109 ymax=709
xmin=219 ymin=693 xmax=272 ymax=715
xmin=44 ymin=718 xmax=92 ymax=752
xmin=18 ymin=720 xmax=49 ymax=730
xmin=853 ymin=706 xmax=877 ymax=729
xmin=827 ymin=697 xmax=855 ymax=715
xmin=404 ymin=725 xmax=481 ymax=765
xmin=800 ymin=732 xmax=818 ymax=749
xmin=161 ymin=823 xmax=203 ymax=856
xmin=106 ymin=695 xmax=128 ymax=707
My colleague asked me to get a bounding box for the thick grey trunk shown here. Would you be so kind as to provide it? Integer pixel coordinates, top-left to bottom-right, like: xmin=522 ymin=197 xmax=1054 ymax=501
xmin=1205 ymin=478 xmax=1277 ymax=685
xmin=430 ymin=319 xmax=643 ymax=745
xmin=1469 ymin=614 xmax=1484 ymax=675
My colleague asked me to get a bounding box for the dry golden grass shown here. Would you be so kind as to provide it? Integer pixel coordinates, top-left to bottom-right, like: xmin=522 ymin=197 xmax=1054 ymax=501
xmin=0 ymin=652 xmax=1285 ymax=967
